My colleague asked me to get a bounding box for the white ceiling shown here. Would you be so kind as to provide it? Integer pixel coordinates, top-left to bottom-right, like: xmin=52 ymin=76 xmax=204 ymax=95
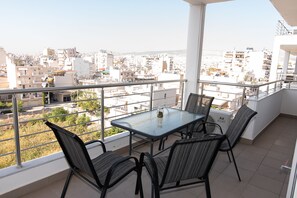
xmin=183 ymin=0 xmax=231 ymax=5
xmin=270 ymin=0 xmax=297 ymax=27
xmin=184 ymin=0 xmax=297 ymax=27
xmin=281 ymin=45 xmax=297 ymax=56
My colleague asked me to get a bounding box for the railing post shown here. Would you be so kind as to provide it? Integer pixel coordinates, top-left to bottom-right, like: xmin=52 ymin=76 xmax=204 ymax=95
xmin=149 ymin=84 xmax=153 ymax=111
xmin=48 ymin=91 xmax=50 ymax=104
xmin=12 ymin=94 xmax=22 ymax=167
xmin=241 ymin=87 xmax=246 ymax=106
xmin=200 ymin=82 xmax=204 ymax=95
xmin=100 ymin=88 xmax=105 ymax=141
xmin=266 ymin=85 xmax=269 ymax=95
xmin=180 ymin=81 xmax=185 ymax=110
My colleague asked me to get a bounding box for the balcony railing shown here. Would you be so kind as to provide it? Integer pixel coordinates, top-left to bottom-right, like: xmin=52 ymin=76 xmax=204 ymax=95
xmin=199 ymin=79 xmax=284 ymax=110
xmin=1 ymin=78 xmax=297 ymax=170
xmin=0 ymin=79 xmax=186 ymax=169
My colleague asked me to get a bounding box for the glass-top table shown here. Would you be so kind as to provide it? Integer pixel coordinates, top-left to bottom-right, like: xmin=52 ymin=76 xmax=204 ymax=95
xmin=111 ymin=108 xmax=205 ymax=155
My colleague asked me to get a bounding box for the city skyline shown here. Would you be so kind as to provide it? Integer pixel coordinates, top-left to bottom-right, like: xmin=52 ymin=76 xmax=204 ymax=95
xmin=0 ymin=0 xmax=283 ymax=55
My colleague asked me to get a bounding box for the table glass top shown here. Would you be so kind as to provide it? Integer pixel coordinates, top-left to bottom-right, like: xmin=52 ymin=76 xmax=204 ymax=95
xmin=111 ymin=108 xmax=205 ymax=139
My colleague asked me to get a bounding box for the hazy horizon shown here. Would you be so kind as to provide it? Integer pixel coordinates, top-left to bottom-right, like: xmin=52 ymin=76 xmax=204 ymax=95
xmin=0 ymin=0 xmax=283 ymax=55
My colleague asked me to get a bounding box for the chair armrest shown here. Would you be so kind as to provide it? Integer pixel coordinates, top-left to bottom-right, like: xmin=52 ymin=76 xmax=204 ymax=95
xmin=85 ymin=140 xmax=106 ymax=153
xmin=139 ymin=152 xmax=159 ymax=186
xmin=196 ymin=121 xmax=224 ymax=135
xmin=104 ymin=155 xmax=139 ymax=186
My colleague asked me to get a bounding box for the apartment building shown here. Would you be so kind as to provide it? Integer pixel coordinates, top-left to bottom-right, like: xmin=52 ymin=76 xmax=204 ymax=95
xmin=63 ymin=57 xmax=91 ymax=79
xmin=270 ymin=21 xmax=297 ymax=81
xmin=95 ymin=50 xmax=114 ymax=71
xmin=57 ymin=47 xmax=78 ymax=66
xmin=222 ymin=49 xmax=272 ymax=82
xmin=5 ymin=58 xmax=48 ymax=106
xmin=0 ymin=47 xmax=6 ymax=66
xmin=246 ymin=50 xmax=272 ymax=81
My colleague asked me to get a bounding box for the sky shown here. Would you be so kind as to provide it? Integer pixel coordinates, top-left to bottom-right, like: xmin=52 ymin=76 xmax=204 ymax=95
xmin=0 ymin=0 xmax=283 ymax=55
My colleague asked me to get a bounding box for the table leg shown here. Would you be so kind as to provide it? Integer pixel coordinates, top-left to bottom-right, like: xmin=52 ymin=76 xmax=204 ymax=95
xmin=129 ymin=131 xmax=132 ymax=156
xmin=150 ymin=139 xmax=154 ymax=156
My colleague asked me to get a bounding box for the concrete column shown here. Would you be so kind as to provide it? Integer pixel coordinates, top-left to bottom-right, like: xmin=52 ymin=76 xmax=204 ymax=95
xmin=184 ymin=3 xmax=206 ymax=104
xmin=269 ymin=37 xmax=281 ymax=81
xmin=282 ymin=51 xmax=290 ymax=75
xmin=294 ymin=56 xmax=297 ymax=74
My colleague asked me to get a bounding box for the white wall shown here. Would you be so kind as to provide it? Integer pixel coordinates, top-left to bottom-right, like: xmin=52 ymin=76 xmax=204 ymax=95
xmin=6 ymin=57 xmax=17 ymax=89
xmin=54 ymin=72 xmax=76 ymax=87
xmin=281 ymin=89 xmax=297 ymax=116
xmin=242 ymin=90 xmax=283 ymax=140
xmin=72 ymin=58 xmax=90 ymax=78
xmin=0 ymin=48 xmax=6 ymax=66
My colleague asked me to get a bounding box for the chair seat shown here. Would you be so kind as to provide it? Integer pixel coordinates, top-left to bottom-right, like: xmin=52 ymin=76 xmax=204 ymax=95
xmin=92 ymin=151 xmax=136 ymax=185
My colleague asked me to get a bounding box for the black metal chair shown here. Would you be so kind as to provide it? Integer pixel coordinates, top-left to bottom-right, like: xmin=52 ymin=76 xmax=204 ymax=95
xmin=193 ymin=104 xmax=257 ymax=181
xmin=182 ymin=93 xmax=214 ymax=138
xmin=140 ymin=134 xmax=226 ymax=198
xmin=45 ymin=121 xmax=143 ymax=198
xmin=158 ymin=93 xmax=214 ymax=150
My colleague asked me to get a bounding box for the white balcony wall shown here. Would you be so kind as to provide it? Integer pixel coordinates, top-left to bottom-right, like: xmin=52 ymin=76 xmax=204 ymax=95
xmin=281 ymin=89 xmax=297 ymax=116
xmin=242 ymin=88 xmax=297 ymax=141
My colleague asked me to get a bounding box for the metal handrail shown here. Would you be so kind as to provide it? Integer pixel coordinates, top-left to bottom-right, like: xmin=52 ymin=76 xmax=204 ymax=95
xmin=198 ymin=79 xmax=286 ymax=109
xmin=199 ymin=80 xmax=283 ymax=88
xmin=0 ymin=79 xmax=186 ymax=95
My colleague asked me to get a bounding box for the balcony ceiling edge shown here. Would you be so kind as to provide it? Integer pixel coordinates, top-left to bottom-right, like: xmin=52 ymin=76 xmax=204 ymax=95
xmin=183 ymin=0 xmax=232 ymax=5
xmin=270 ymin=0 xmax=297 ymax=26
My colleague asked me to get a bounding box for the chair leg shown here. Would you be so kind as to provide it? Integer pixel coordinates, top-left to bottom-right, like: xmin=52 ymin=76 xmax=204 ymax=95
xmin=158 ymin=136 xmax=168 ymax=151
xmin=230 ymin=149 xmax=241 ymax=181
xmin=205 ymin=176 xmax=211 ymax=198
xmin=135 ymin=168 xmax=144 ymax=198
xmin=153 ymin=184 xmax=160 ymax=198
xmin=61 ymin=170 xmax=74 ymax=198
xmin=158 ymin=138 xmax=163 ymax=151
xmin=226 ymin=150 xmax=231 ymax=162
xmin=100 ymin=188 xmax=107 ymax=198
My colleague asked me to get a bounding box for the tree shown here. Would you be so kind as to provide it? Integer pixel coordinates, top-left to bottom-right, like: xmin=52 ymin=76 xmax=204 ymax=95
xmin=77 ymin=91 xmax=100 ymax=114
xmin=76 ymin=113 xmax=90 ymax=126
xmin=44 ymin=107 xmax=69 ymax=122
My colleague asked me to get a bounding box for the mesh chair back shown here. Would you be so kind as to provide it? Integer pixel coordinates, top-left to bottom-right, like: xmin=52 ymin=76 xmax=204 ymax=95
xmin=224 ymin=105 xmax=257 ymax=149
xmin=45 ymin=121 xmax=97 ymax=180
xmin=161 ymin=134 xmax=225 ymax=185
xmin=185 ymin=93 xmax=214 ymax=121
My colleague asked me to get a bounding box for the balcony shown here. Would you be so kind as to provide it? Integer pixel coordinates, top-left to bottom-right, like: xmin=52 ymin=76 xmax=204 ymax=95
xmin=18 ymin=117 xmax=297 ymax=197
xmin=0 ymin=79 xmax=297 ymax=197
xmin=1 ymin=0 xmax=297 ymax=197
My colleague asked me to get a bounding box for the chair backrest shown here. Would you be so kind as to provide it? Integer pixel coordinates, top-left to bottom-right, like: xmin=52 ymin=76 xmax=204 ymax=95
xmin=185 ymin=93 xmax=214 ymax=121
xmin=225 ymin=105 xmax=257 ymax=148
xmin=45 ymin=121 xmax=100 ymax=184
xmin=160 ymin=134 xmax=225 ymax=185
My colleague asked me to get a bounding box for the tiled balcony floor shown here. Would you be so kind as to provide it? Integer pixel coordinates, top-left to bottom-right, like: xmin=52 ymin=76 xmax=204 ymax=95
xmin=19 ymin=116 xmax=296 ymax=198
